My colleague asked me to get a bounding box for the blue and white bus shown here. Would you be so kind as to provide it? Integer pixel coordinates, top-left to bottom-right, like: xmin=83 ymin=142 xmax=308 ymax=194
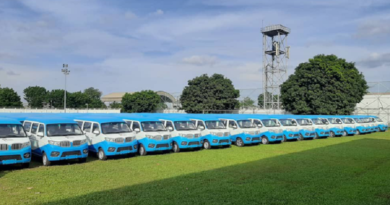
xmin=0 ymin=117 xmax=31 ymax=168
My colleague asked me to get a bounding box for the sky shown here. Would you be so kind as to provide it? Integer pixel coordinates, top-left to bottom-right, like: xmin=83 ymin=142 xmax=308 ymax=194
xmin=1 ymin=0 xmax=390 ymax=99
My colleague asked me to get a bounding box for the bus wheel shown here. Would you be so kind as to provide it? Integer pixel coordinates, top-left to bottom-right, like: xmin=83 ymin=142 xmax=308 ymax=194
xmin=330 ymin=131 xmax=335 ymax=137
xmin=298 ymin=134 xmax=304 ymax=141
xmin=42 ymin=153 xmax=51 ymax=166
xmin=203 ymin=140 xmax=211 ymax=149
xmin=356 ymin=130 xmax=361 ymax=135
xmin=98 ymin=148 xmax=107 ymax=160
xmin=261 ymin=136 xmax=269 ymax=145
xmin=236 ymin=138 xmax=244 ymax=147
xmin=139 ymin=144 xmax=147 ymax=156
xmin=173 ymin=142 xmax=180 ymax=153
xmin=342 ymin=131 xmax=347 ymax=136
xmin=314 ymin=133 xmax=319 ymax=139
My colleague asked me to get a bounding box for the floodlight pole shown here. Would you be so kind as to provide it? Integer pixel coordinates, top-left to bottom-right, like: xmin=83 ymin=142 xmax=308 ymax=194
xmin=62 ymin=64 xmax=70 ymax=113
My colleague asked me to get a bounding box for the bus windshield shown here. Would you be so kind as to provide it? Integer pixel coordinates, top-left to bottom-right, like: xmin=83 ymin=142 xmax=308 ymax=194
xmin=279 ymin=119 xmax=296 ymax=126
xmin=47 ymin=124 xmax=83 ymax=136
xmin=174 ymin=121 xmax=197 ymax=131
xmin=0 ymin=124 xmax=27 ymax=138
xmin=205 ymin=121 xmax=226 ymax=129
xmin=101 ymin=122 xmax=132 ymax=134
xmin=261 ymin=119 xmax=280 ymax=127
xmin=141 ymin=121 xmax=167 ymax=132
xmin=296 ymin=119 xmax=312 ymax=126
xmin=312 ymin=118 xmax=325 ymax=125
xmin=237 ymin=120 xmax=256 ymax=128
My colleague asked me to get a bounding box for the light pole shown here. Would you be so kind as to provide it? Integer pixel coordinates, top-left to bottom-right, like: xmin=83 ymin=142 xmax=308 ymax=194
xmin=61 ymin=64 xmax=70 ymax=113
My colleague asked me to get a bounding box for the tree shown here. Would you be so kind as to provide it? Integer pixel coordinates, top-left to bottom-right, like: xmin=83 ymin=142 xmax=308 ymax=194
xmin=258 ymin=92 xmax=279 ymax=109
xmin=47 ymin=89 xmax=69 ymax=108
xmin=23 ymin=86 xmax=48 ymax=108
xmin=280 ymin=54 xmax=368 ymax=115
xmin=122 ymin=90 xmax=161 ymax=113
xmin=110 ymin=101 xmax=123 ymax=109
xmin=83 ymin=87 xmax=106 ymax=108
xmin=68 ymin=91 xmax=91 ymax=109
xmin=239 ymin=97 xmax=255 ymax=108
xmin=84 ymin=87 xmax=102 ymax=99
xmin=0 ymin=87 xmax=23 ymax=108
xmin=180 ymin=74 xmax=240 ymax=113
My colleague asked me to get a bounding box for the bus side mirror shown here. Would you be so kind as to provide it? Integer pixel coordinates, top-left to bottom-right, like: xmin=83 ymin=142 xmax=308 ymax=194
xmin=134 ymin=128 xmax=140 ymax=133
xmin=167 ymin=127 xmax=173 ymax=131
xmin=37 ymin=132 xmax=44 ymax=137
xmin=198 ymin=126 xmax=205 ymax=130
xmin=232 ymin=125 xmax=237 ymax=129
xmin=93 ymin=130 xmax=100 ymax=135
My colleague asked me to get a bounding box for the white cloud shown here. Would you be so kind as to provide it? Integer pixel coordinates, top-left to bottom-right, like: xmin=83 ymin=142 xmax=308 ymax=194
xmin=358 ymin=52 xmax=390 ymax=68
xmin=236 ymin=63 xmax=262 ymax=81
xmin=152 ymin=9 xmax=164 ymax=16
xmin=6 ymin=71 xmax=20 ymax=76
xmin=182 ymin=55 xmax=219 ymax=66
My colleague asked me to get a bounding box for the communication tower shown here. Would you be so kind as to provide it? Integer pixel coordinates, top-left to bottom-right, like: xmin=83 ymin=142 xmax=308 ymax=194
xmin=261 ymin=24 xmax=290 ymax=110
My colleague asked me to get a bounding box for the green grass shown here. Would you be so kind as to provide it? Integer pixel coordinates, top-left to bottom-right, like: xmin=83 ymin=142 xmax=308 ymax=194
xmin=1 ymin=132 xmax=390 ymax=205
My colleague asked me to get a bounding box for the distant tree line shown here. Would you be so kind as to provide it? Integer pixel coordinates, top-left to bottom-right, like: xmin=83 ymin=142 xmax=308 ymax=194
xmin=0 ymin=54 xmax=369 ymax=114
xmin=0 ymin=86 xmax=107 ymax=109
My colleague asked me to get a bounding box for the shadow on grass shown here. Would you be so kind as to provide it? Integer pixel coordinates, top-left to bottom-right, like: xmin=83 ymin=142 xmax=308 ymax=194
xmin=42 ymin=138 xmax=390 ymax=205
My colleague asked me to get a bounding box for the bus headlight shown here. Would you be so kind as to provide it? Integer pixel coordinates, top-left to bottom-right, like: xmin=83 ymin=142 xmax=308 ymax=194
xmin=21 ymin=141 xmax=31 ymax=148
xmin=48 ymin=140 xmax=61 ymax=146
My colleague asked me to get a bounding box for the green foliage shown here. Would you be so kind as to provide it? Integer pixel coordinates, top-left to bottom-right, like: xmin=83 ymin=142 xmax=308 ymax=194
xmin=280 ymin=54 xmax=368 ymax=115
xmin=122 ymin=90 xmax=161 ymax=113
xmin=239 ymin=97 xmax=255 ymax=108
xmin=180 ymin=74 xmax=240 ymax=113
xmin=110 ymin=101 xmax=123 ymax=109
xmin=47 ymin=89 xmax=69 ymax=108
xmin=23 ymin=86 xmax=48 ymax=108
xmin=83 ymin=87 xmax=106 ymax=108
xmin=258 ymin=92 xmax=279 ymax=109
xmin=84 ymin=87 xmax=102 ymax=99
xmin=0 ymin=87 xmax=23 ymax=108
xmin=68 ymin=91 xmax=91 ymax=109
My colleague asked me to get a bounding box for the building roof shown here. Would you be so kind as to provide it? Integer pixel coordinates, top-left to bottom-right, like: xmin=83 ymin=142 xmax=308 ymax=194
xmin=101 ymin=91 xmax=177 ymax=103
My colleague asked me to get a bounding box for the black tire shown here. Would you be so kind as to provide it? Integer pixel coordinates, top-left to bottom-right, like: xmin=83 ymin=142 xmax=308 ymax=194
xmin=282 ymin=135 xmax=287 ymax=142
xmin=173 ymin=142 xmax=180 ymax=153
xmin=236 ymin=137 xmax=244 ymax=147
xmin=298 ymin=134 xmax=304 ymax=141
xmin=261 ymin=136 xmax=269 ymax=145
xmin=342 ymin=131 xmax=347 ymax=136
xmin=98 ymin=148 xmax=107 ymax=160
xmin=203 ymin=140 xmax=211 ymax=149
xmin=79 ymin=158 xmax=87 ymax=163
xmin=21 ymin=163 xmax=30 ymax=169
xmin=356 ymin=130 xmax=361 ymax=135
xmin=330 ymin=131 xmax=335 ymax=138
xmin=139 ymin=144 xmax=147 ymax=156
xmin=314 ymin=133 xmax=319 ymax=139
xmin=42 ymin=152 xmax=51 ymax=166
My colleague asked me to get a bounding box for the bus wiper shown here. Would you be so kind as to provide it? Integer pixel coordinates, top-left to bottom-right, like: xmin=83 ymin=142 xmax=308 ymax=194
xmin=4 ymin=135 xmax=25 ymax=138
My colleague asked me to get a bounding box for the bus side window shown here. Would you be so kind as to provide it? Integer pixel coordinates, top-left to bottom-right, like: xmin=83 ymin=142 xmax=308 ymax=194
xmin=229 ymin=121 xmax=237 ymax=128
xmin=92 ymin=123 xmax=100 ymax=133
xmin=132 ymin=122 xmax=140 ymax=130
xmin=166 ymin=121 xmax=174 ymax=129
xmin=31 ymin=123 xmax=39 ymax=134
xmin=38 ymin=124 xmax=44 ymax=135
xmin=77 ymin=121 xmax=83 ymax=129
xmin=197 ymin=121 xmax=205 ymax=128
xmin=83 ymin=122 xmax=92 ymax=133
xmin=24 ymin=122 xmax=32 ymax=132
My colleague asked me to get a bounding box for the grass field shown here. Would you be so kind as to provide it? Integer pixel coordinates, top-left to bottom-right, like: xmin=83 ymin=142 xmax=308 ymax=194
xmin=1 ymin=132 xmax=390 ymax=205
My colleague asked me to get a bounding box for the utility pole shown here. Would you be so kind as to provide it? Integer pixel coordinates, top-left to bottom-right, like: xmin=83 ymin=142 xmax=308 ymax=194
xmin=61 ymin=64 xmax=70 ymax=113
